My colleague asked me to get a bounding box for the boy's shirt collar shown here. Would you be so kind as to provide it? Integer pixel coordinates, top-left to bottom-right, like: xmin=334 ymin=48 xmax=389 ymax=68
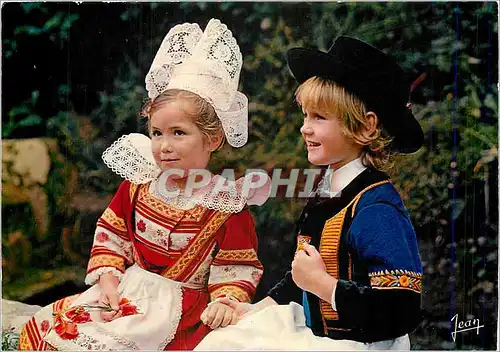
xmin=319 ymin=158 xmax=366 ymax=198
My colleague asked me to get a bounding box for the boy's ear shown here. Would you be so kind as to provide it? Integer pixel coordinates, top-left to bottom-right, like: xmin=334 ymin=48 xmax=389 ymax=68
xmin=362 ymin=112 xmax=379 ymax=139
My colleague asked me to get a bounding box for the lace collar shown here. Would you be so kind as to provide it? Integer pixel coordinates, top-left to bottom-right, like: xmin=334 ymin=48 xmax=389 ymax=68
xmin=102 ymin=133 xmax=270 ymax=213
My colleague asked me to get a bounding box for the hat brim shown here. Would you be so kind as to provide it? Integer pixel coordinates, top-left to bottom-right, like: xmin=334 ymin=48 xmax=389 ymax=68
xmin=287 ymin=47 xmax=423 ymax=154
xmin=390 ymin=109 xmax=424 ymax=154
xmin=287 ymin=48 xmax=348 ymax=84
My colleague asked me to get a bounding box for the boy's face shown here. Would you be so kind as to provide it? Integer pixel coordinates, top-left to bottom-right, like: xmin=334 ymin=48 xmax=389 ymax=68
xmin=300 ymin=107 xmax=362 ymax=169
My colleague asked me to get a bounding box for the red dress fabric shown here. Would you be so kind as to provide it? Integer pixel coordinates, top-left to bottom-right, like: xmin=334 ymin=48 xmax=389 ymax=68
xmin=20 ymin=180 xmax=263 ymax=350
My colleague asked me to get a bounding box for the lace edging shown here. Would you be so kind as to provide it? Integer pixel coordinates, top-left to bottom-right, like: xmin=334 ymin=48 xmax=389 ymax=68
xmin=84 ymin=267 xmax=124 ymax=286
xmin=159 ymin=283 xmax=183 ymax=349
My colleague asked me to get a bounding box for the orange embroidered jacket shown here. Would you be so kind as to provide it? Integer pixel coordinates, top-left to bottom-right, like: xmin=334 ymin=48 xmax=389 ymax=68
xmin=269 ymin=168 xmax=422 ymax=343
xmin=85 ymin=180 xmax=263 ymax=302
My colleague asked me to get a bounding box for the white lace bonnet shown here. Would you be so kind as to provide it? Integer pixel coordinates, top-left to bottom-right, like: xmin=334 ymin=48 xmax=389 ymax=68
xmin=145 ymin=18 xmax=248 ymax=148
xmin=101 ymin=20 xmax=270 ymax=212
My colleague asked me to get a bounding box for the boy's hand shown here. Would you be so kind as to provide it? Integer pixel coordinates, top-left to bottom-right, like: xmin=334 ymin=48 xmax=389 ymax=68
xmin=291 ymin=243 xmax=328 ymax=292
xmin=200 ymin=301 xmax=238 ymax=329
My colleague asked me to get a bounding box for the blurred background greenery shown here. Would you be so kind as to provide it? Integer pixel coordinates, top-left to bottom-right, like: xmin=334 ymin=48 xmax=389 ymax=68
xmin=1 ymin=2 xmax=498 ymax=350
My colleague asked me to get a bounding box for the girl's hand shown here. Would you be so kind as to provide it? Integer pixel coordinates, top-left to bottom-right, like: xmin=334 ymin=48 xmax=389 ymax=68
xmin=200 ymin=301 xmax=238 ymax=329
xmin=210 ymin=297 xmax=255 ymax=323
xmin=99 ymin=272 xmax=122 ymax=322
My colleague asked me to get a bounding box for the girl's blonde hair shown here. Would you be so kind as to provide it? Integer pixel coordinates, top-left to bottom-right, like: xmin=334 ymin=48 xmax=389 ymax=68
xmin=295 ymin=77 xmax=394 ymax=170
xmin=141 ymin=89 xmax=225 ymax=149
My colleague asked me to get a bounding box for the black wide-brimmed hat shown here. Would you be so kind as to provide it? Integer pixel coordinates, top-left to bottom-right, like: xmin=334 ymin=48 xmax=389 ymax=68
xmin=287 ymin=36 xmax=424 ymax=154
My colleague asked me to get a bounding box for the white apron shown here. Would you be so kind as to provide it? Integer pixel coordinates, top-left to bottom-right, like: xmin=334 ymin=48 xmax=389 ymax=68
xmin=195 ymin=302 xmax=410 ymax=351
xmin=42 ymin=264 xmax=183 ymax=350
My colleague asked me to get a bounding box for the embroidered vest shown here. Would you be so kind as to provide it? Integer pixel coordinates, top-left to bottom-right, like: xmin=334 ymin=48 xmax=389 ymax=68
xmin=296 ymin=168 xmax=393 ymax=339
xmin=318 ymin=179 xmax=389 ymax=331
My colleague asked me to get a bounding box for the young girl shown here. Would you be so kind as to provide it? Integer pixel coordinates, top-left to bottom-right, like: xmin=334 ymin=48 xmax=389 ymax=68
xmin=196 ymin=36 xmax=423 ymax=350
xmin=19 ymin=19 xmax=267 ymax=351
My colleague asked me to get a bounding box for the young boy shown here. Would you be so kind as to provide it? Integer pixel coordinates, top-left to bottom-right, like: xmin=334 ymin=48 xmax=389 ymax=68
xmin=200 ymin=36 xmax=423 ymax=349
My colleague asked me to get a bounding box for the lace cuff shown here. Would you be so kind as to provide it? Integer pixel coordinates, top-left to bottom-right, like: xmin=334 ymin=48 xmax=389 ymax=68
xmin=84 ymin=267 xmax=125 ymax=286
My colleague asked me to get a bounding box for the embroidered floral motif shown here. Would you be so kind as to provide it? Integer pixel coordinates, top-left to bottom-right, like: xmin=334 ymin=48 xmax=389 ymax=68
xmin=222 ymin=266 xmax=238 ymax=279
xmin=251 ymin=270 xmax=262 ymax=283
xmin=190 ymin=269 xmax=210 ymax=286
xmin=137 ymin=220 xmax=146 ymax=232
xmin=169 ymin=233 xmax=195 ymax=250
xmin=119 ymin=241 xmax=133 ymax=259
xmin=209 ymin=265 xmax=262 ymax=285
xmin=53 ymin=332 xmax=109 ymax=351
xmin=41 ymin=320 xmax=50 ymax=332
xmin=96 ymin=232 xmax=109 ymax=243
xmin=185 ymin=248 xmax=215 ymax=287
xmin=156 ymin=229 xmax=170 ymax=249
xmin=399 ymin=275 xmax=410 ymax=287
xmin=369 ymin=269 xmax=422 ymax=293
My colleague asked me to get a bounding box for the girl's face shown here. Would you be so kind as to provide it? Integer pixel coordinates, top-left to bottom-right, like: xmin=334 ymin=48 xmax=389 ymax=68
xmin=300 ymin=107 xmax=362 ymax=169
xmin=150 ymin=101 xmax=219 ymax=178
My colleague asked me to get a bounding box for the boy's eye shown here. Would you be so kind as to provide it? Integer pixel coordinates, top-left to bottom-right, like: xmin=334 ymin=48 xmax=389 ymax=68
xmin=315 ymin=115 xmax=326 ymax=120
xmin=152 ymin=130 xmax=162 ymax=137
xmin=174 ymin=129 xmax=185 ymax=136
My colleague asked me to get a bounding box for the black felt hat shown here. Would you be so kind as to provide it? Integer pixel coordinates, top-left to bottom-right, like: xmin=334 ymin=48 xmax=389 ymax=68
xmin=287 ymin=36 xmax=424 ymax=154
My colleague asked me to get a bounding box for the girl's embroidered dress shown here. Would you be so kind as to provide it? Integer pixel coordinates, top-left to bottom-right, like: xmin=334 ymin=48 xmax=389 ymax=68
xmin=20 ymin=18 xmax=265 ymax=351
xmin=19 ymin=178 xmax=264 ymax=351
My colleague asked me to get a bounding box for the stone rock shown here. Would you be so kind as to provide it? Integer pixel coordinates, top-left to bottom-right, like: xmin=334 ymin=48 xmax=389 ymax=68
xmin=2 ymin=299 xmax=41 ymax=334
xmin=2 ymin=139 xmax=52 ymax=238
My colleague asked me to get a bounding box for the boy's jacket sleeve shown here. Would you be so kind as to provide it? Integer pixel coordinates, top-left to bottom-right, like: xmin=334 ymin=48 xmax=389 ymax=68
xmin=335 ymin=202 xmax=422 ymax=336
xmin=267 ymin=268 xmax=303 ymax=305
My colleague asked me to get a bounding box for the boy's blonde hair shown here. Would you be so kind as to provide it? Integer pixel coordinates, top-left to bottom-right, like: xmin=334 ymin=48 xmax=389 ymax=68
xmin=295 ymin=77 xmax=394 ymax=170
xmin=141 ymin=89 xmax=225 ymax=150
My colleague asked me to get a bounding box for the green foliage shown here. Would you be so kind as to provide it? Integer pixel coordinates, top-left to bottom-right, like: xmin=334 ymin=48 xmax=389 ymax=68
xmin=2 ymin=329 xmax=20 ymax=351
xmin=14 ymin=8 xmax=79 ymax=41
xmin=2 ymin=91 xmax=42 ymax=138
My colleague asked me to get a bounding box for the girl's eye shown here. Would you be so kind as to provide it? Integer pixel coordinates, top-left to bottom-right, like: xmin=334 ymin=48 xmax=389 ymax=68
xmin=174 ymin=130 xmax=185 ymax=136
xmin=315 ymin=115 xmax=325 ymax=120
xmin=152 ymin=130 xmax=162 ymax=137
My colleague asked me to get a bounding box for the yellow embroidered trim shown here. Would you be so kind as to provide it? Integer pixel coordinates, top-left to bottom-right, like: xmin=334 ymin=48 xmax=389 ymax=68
xmin=210 ymin=285 xmax=250 ymax=303
xmin=139 ymin=185 xmax=186 ymax=220
xmin=101 ymin=208 xmax=127 ymax=232
xmin=165 ymin=212 xmax=232 ymax=280
xmin=215 ymin=248 xmax=259 ymax=262
xmin=326 ymin=326 xmax=353 ymax=331
xmin=140 ymin=185 xmax=207 ymax=222
xmin=319 ymin=207 xmax=347 ymax=320
xmin=369 ymin=270 xmax=422 ymax=293
xmin=87 ymin=254 xmax=125 ymax=273
xmin=319 ymin=179 xmax=391 ymax=323
xmin=296 ymin=234 xmax=312 ymax=251
xmin=19 ymin=323 xmax=34 ymax=350
xmin=183 ymin=204 xmax=208 ymax=222
xmin=129 ymin=182 xmax=139 ymax=201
